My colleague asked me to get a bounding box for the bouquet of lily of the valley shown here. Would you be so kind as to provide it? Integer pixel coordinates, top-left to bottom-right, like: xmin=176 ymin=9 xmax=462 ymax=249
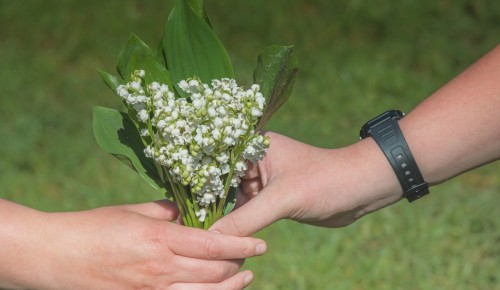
xmin=93 ymin=0 xmax=298 ymax=229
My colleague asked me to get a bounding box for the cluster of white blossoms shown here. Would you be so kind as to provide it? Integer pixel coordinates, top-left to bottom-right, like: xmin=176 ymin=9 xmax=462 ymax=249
xmin=116 ymin=70 xmax=269 ymax=221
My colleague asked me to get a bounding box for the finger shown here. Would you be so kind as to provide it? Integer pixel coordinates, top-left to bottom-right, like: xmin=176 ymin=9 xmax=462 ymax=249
xmin=239 ymin=177 xmax=262 ymax=195
xmin=122 ymin=200 xmax=179 ymax=221
xmin=241 ymin=161 xmax=260 ymax=180
xmin=235 ymin=175 xmax=262 ymax=209
xmin=167 ymin=255 xmax=243 ymax=284
xmin=165 ymin=224 xmax=267 ymax=259
xmin=170 ymin=270 xmax=253 ymax=290
xmin=234 ymin=192 xmax=251 ymax=209
xmin=210 ymin=184 xmax=284 ymax=236
xmin=234 ymin=190 xmax=260 ymax=209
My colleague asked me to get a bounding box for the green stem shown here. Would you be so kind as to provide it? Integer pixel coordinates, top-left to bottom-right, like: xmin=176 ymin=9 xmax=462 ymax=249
xmin=214 ymin=124 xmax=255 ymax=218
xmin=164 ymin=169 xmax=190 ymax=224
xmin=215 ymin=148 xmax=243 ymax=218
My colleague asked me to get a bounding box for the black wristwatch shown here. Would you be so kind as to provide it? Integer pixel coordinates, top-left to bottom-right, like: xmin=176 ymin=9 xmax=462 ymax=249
xmin=360 ymin=110 xmax=429 ymax=202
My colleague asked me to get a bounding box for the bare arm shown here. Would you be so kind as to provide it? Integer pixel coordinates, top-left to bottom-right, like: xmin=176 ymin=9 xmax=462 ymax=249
xmin=211 ymin=44 xmax=500 ymax=236
xmin=401 ymin=44 xmax=500 ymax=184
xmin=0 ymin=198 xmax=266 ymax=289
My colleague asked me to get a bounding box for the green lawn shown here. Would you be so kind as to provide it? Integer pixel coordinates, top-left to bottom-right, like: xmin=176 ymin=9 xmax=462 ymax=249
xmin=1 ymin=1 xmax=499 ymax=289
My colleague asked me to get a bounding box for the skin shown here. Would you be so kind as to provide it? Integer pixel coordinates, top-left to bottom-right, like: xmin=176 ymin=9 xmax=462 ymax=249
xmin=211 ymin=44 xmax=500 ymax=236
xmin=0 ymin=199 xmax=267 ymax=290
xmin=2 ymin=43 xmax=498 ymax=290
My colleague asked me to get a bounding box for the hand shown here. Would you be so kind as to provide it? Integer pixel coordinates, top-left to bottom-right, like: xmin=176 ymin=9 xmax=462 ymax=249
xmin=0 ymin=199 xmax=266 ymax=290
xmin=211 ymin=132 xmax=402 ymax=236
xmin=212 ymin=45 xmax=500 ymax=237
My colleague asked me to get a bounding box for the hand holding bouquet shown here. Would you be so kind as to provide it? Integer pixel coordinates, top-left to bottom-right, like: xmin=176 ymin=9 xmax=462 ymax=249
xmin=93 ymin=0 xmax=298 ymax=228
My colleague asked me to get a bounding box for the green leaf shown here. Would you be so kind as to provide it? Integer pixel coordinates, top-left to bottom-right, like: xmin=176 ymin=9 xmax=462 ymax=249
xmin=156 ymin=0 xmax=211 ymax=69
xmin=223 ymin=186 xmax=238 ymax=215
xmin=186 ymin=0 xmax=210 ymax=24
xmin=127 ymin=52 xmax=173 ymax=86
xmin=97 ymin=69 xmax=121 ymax=92
xmin=156 ymin=38 xmax=168 ymax=68
xmin=163 ymin=0 xmax=233 ymax=95
xmin=253 ymin=45 xmax=299 ymax=129
xmin=116 ymin=33 xmax=155 ymax=79
xmin=92 ymin=106 xmax=169 ymax=193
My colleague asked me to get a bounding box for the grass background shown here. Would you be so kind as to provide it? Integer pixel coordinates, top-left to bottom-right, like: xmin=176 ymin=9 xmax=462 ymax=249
xmin=1 ymin=0 xmax=499 ymax=289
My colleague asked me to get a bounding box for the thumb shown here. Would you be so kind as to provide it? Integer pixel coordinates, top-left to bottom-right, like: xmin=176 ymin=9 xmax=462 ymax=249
xmin=210 ymin=186 xmax=283 ymax=236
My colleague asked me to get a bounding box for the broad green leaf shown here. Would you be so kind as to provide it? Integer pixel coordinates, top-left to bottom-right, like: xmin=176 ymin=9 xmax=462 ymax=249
xmin=163 ymin=0 xmax=233 ymax=95
xmin=127 ymin=52 xmax=173 ymax=87
xmin=116 ymin=34 xmax=155 ymax=80
xmin=156 ymin=0 xmax=210 ymax=68
xmin=156 ymin=38 xmax=168 ymax=68
xmin=186 ymin=0 xmax=210 ymax=24
xmin=223 ymin=186 xmax=238 ymax=215
xmin=253 ymin=45 xmax=298 ymax=129
xmin=92 ymin=106 xmax=169 ymax=193
xmin=97 ymin=69 xmax=121 ymax=92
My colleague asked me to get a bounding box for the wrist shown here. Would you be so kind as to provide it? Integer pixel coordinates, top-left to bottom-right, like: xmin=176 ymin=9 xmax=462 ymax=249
xmin=360 ymin=110 xmax=429 ymax=201
xmin=345 ymin=137 xmax=403 ymax=215
xmin=0 ymin=200 xmax=55 ymax=289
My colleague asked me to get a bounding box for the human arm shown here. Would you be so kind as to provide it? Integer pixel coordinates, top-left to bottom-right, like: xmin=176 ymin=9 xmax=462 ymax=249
xmin=0 ymin=198 xmax=266 ymax=290
xmin=210 ymin=44 xmax=500 ymax=236
xmin=399 ymin=44 xmax=500 ymax=184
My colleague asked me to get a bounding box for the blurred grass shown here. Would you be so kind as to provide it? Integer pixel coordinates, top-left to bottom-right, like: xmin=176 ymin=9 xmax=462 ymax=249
xmin=0 ymin=0 xmax=499 ymax=289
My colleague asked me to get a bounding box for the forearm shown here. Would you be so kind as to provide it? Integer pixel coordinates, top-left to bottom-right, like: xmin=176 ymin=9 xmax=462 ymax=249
xmin=0 ymin=199 xmax=52 ymax=289
xmin=349 ymin=45 xmax=500 ymax=216
xmin=400 ymin=44 xmax=500 ymax=185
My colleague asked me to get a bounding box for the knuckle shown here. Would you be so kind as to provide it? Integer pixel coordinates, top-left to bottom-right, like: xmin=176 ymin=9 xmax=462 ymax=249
xmin=207 ymin=263 xmax=231 ymax=281
xmin=204 ymin=237 xmax=223 ymax=259
xmin=228 ymin=217 xmax=245 ymax=237
xmin=142 ymin=223 xmax=167 ymax=249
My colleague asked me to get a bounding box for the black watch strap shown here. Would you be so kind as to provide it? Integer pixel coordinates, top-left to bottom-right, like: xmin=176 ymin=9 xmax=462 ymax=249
xmin=360 ymin=110 xmax=429 ymax=202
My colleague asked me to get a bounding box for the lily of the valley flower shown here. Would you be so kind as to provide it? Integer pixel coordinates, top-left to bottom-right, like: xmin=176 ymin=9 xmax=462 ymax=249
xmin=116 ymin=70 xmax=269 ymax=222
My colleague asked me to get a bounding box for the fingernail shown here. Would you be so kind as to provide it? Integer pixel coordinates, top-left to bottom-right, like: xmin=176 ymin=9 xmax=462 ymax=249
xmin=255 ymin=243 xmax=267 ymax=255
xmin=243 ymin=272 xmax=253 ymax=287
